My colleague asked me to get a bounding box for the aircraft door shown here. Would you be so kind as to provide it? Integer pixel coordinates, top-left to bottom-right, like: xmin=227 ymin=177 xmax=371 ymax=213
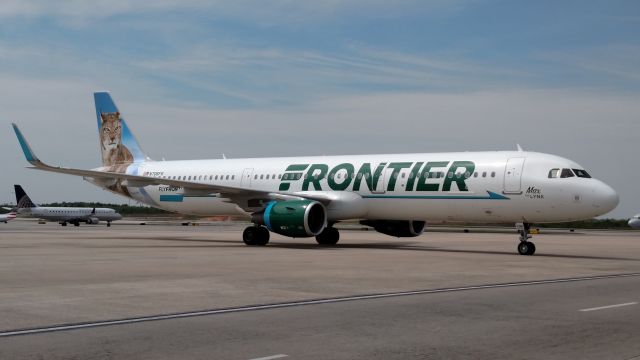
xmin=241 ymin=168 xmax=254 ymax=188
xmin=503 ymin=157 xmax=525 ymax=194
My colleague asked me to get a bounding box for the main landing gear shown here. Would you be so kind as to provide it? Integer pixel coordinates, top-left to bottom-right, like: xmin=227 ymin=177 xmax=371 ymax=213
xmin=315 ymin=226 xmax=340 ymax=245
xmin=243 ymin=226 xmax=270 ymax=246
xmin=516 ymin=222 xmax=536 ymax=255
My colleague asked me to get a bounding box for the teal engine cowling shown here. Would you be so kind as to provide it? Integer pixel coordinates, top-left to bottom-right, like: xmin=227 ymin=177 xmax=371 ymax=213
xmin=252 ymin=200 xmax=327 ymax=237
xmin=361 ymin=220 xmax=426 ymax=237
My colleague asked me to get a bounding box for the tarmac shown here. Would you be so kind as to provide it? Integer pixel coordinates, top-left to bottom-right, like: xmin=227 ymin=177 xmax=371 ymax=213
xmin=0 ymin=221 xmax=639 ymax=359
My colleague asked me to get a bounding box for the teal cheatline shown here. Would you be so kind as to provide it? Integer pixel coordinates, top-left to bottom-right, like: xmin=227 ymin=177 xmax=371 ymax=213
xmin=362 ymin=191 xmax=510 ymax=200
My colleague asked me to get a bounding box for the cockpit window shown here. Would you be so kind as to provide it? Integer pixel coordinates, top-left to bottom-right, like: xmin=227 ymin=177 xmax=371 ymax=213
xmin=548 ymin=169 xmax=559 ymax=178
xmin=560 ymin=168 xmax=575 ymax=178
xmin=572 ymin=169 xmax=591 ymax=178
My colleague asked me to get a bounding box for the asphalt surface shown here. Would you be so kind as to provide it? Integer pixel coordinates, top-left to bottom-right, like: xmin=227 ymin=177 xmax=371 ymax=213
xmin=1 ymin=221 xmax=639 ymax=359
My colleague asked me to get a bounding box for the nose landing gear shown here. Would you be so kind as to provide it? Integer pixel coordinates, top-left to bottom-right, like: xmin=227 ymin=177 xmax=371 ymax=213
xmin=516 ymin=222 xmax=536 ymax=255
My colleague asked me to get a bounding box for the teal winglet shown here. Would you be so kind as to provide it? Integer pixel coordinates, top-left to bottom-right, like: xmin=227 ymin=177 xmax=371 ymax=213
xmin=11 ymin=124 xmax=39 ymax=164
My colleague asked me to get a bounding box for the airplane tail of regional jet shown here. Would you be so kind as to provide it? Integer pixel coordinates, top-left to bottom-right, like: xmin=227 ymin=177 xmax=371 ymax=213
xmin=94 ymin=92 xmax=151 ymax=168
xmin=14 ymin=185 xmax=36 ymax=209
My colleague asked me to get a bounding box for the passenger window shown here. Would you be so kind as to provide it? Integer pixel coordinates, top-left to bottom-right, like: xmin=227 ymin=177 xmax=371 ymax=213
xmin=278 ymin=174 xmax=282 ymax=179
xmin=232 ymin=175 xmax=235 ymax=180
xmin=482 ymin=172 xmax=486 ymax=178
xmin=491 ymin=172 xmax=496 ymax=178
xmin=226 ymin=175 xmax=230 ymax=180
xmin=548 ymin=169 xmax=559 ymax=178
xmin=473 ymin=172 xmax=478 ymax=178
xmin=560 ymin=169 xmax=575 ymax=178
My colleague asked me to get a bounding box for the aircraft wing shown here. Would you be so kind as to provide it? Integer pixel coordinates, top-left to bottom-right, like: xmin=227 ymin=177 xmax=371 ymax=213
xmin=12 ymin=124 xmax=333 ymax=211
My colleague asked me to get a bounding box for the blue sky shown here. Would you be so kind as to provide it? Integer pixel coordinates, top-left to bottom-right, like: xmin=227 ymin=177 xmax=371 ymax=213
xmin=0 ymin=0 xmax=639 ymax=218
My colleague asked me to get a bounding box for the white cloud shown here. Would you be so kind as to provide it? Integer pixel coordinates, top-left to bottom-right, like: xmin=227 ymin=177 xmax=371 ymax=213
xmin=133 ymin=44 xmax=528 ymax=107
xmin=0 ymin=0 xmax=470 ymax=24
xmin=538 ymin=44 xmax=640 ymax=83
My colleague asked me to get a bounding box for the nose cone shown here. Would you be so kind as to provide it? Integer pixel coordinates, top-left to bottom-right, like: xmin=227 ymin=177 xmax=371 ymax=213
xmin=592 ymin=181 xmax=619 ymax=215
xmin=115 ymin=213 xmax=123 ymax=220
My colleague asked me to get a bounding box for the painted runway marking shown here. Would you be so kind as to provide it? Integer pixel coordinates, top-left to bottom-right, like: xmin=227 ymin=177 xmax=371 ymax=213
xmin=1 ymin=272 xmax=639 ymax=338
xmin=579 ymin=302 xmax=638 ymax=312
xmin=249 ymin=354 xmax=288 ymax=360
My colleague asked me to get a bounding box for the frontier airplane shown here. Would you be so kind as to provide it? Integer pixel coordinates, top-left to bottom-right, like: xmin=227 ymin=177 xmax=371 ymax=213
xmin=12 ymin=92 xmax=618 ymax=254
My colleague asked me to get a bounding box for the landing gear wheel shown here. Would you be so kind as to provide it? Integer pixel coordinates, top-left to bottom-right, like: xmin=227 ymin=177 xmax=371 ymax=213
xmin=516 ymin=222 xmax=536 ymax=255
xmin=61 ymin=222 xmax=67 ymax=227
xmin=517 ymin=241 xmax=536 ymax=255
xmin=315 ymin=227 xmax=340 ymax=245
xmin=107 ymin=221 xmax=111 ymax=227
xmin=73 ymin=222 xmax=80 ymax=227
xmin=243 ymin=226 xmax=270 ymax=246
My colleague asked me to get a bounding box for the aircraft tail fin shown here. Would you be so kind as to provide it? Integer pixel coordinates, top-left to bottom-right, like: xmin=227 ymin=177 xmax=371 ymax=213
xmin=94 ymin=92 xmax=151 ymax=168
xmin=14 ymin=185 xmax=37 ymax=209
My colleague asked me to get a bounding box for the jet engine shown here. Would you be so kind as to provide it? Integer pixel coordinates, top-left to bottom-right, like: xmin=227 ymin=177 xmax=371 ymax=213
xmin=252 ymin=200 xmax=326 ymax=237
xmin=361 ymin=220 xmax=426 ymax=237
xmin=86 ymin=217 xmax=100 ymax=225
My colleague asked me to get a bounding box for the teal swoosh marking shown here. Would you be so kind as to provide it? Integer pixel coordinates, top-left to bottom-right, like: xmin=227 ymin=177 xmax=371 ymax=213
xmin=362 ymin=191 xmax=510 ymax=200
xmin=160 ymin=195 xmax=183 ymax=202
xmin=159 ymin=194 xmax=220 ymax=202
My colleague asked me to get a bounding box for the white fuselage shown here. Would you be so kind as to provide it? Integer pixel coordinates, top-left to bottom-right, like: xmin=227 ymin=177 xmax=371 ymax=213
xmin=19 ymin=207 xmax=122 ymax=223
xmin=0 ymin=212 xmax=17 ymax=223
xmin=90 ymin=151 xmax=618 ymax=224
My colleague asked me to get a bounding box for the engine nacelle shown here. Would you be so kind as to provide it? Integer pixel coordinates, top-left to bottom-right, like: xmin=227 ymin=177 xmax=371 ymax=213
xmin=86 ymin=217 xmax=100 ymax=225
xmin=361 ymin=220 xmax=426 ymax=237
xmin=252 ymin=200 xmax=327 ymax=237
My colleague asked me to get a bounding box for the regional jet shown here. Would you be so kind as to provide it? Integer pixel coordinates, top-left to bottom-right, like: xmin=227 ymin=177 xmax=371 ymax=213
xmin=13 ymin=185 xmax=122 ymax=226
xmin=629 ymin=214 xmax=640 ymax=229
xmin=12 ymin=92 xmax=619 ymax=254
